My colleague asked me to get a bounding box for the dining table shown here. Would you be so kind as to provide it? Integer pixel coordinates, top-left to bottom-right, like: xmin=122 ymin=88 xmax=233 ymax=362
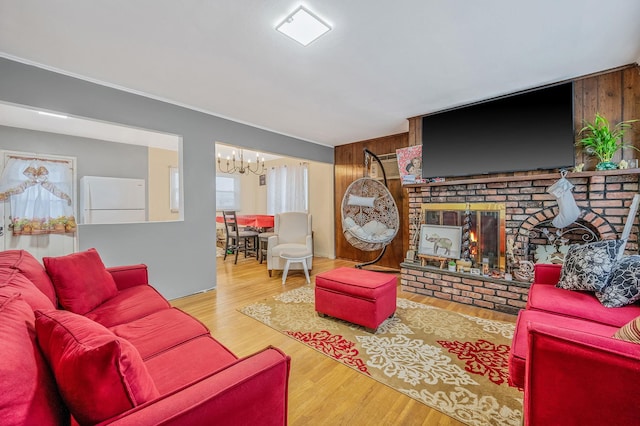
xmin=216 ymin=214 xmax=274 ymax=230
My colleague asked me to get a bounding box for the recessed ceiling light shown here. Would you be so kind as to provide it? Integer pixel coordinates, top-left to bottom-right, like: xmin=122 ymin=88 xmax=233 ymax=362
xmin=276 ymin=6 xmax=331 ymax=46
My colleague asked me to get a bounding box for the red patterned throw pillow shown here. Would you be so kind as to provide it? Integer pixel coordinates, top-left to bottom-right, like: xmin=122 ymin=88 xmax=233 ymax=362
xmin=35 ymin=309 xmax=159 ymax=424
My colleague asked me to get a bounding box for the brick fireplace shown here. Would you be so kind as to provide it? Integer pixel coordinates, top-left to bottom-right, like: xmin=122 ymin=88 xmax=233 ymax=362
xmin=401 ymin=170 xmax=640 ymax=315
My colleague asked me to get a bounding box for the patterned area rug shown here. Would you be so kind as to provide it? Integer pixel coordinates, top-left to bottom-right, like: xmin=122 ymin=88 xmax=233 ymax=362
xmin=239 ymin=286 xmax=522 ymax=426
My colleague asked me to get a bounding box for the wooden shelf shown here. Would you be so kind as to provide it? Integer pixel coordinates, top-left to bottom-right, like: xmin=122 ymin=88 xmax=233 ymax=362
xmin=403 ymin=168 xmax=640 ymax=187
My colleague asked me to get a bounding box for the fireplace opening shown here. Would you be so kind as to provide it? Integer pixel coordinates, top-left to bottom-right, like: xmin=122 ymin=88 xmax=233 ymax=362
xmin=421 ymin=203 xmax=506 ymax=271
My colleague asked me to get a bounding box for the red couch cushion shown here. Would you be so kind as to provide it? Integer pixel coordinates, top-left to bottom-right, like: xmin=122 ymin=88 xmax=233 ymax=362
xmin=527 ymin=282 xmax=640 ymax=327
xmin=85 ymin=284 xmax=171 ymax=327
xmin=0 ymin=293 xmax=68 ymax=426
xmin=509 ymin=309 xmax=618 ymax=389
xmin=0 ymin=269 xmax=56 ymax=310
xmin=144 ymin=335 xmax=238 ymax=395
xmin=0 ymin=250 xmax=57 ymax=305
xmin=110 ymin=307 xmax=210 ymax=359
xmin=43 ymin=248 xmax=118 ymax=315
xmin=35 ymin=309 xmax=160 ymax=425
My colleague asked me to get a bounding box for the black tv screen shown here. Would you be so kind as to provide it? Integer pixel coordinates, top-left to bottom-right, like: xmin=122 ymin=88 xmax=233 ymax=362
xmin=421 ymin=82 xmax=575 ymax=179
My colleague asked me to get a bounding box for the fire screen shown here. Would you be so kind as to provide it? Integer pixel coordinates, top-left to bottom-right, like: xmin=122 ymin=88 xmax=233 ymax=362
xmin=421 ymin=203 xmax=506 ymax=271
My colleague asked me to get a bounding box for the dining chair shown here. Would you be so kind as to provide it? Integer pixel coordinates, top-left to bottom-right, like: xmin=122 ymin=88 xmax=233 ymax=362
xmin=222 ymin=211 xmax=259 ymax=264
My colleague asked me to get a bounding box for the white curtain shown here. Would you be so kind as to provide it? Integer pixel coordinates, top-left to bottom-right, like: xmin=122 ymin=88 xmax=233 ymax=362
xmin=0 ymin=157 xmax=76 ymax=235
xmin=267 ymin=163 xmax=308 ymax=215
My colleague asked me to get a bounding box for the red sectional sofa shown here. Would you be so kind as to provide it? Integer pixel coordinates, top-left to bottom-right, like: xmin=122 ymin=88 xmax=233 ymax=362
xmin=0 ymin=249 xmax=290 ymax=426
xmin=509 ymin=263 xmax=640 ymax=426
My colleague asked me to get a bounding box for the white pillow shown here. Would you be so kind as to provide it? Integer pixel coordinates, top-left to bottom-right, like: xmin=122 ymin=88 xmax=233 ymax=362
xmin=362 ymin=220 xmax=388 ymax=236
xmin=347 ymin=195 xmax=375 ymax=207
xmin=344 ymin=217 xmax=357 ymax=229
xmin=351 ymin=225 xmax=368 ymax=240
xmin=381 ymin=228 xmax=395 ymax=239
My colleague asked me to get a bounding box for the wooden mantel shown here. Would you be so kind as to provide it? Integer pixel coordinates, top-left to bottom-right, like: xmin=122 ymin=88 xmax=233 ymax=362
xmin=404 ymin=168 xmax=640 ymax=188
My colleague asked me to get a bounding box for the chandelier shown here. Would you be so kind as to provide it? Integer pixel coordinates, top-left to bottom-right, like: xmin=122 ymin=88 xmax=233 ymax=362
xmin=217 ymin=149 xmax=265 ymax=175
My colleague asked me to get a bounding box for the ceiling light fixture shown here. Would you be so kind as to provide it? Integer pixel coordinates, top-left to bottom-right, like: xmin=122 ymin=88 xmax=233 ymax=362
xmin=217 ymin=149 xmax=265 ymax=175
xmin=276 ymin=5 xmax=331 ymax=46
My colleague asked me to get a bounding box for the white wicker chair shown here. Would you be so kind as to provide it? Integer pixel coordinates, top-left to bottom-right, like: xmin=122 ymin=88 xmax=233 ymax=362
xmin=341 ymin=177 xmax=399 ymax=254
xmin=340 ymin=148 xmax=400 ymax=269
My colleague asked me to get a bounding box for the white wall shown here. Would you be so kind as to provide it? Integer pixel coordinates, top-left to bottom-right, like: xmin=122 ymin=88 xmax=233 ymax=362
xmin=308 ymin=161 xmax=335 ymax=259
xmin=148 ymin=147 xmax=180 ymax=221
xmin=238 ymin=172 xmax=262 ymax=214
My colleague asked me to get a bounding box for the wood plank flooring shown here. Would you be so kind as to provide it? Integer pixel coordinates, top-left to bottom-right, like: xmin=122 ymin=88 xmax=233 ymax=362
xmin=170 ymin=255 xmax=517 ymax=426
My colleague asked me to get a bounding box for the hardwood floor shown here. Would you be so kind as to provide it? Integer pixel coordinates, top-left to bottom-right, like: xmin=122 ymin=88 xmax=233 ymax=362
xmin=170 ymin=255 xmax=517 ymax=426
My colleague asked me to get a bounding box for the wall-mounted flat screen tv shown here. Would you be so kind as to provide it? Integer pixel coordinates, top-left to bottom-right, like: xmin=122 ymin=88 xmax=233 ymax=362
xmin=421 ymin=82 xmax=575 ymax=179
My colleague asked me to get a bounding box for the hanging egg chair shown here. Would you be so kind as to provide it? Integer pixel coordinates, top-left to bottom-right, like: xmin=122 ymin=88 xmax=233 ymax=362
xmin=340 ymin=149 xmax=399 ymax=269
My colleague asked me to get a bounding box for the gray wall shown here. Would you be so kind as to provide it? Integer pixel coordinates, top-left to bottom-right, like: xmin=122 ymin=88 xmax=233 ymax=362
xmin=0 ymin=57 xmax=334 ymax=300
xmin=0 ymin=125 xmax=149 ymax=220
xmin=0 ymin=125 xmax=148 ymax=180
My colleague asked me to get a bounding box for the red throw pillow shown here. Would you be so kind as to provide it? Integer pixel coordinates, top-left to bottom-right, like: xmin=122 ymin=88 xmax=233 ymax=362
xmin=0 ymin=269 xmax=56 ymax=310
xmin=0 ymin=294 xmax=68 ymax=426
xmin=13 ymin=250 xmax=58 ymax=305
xmin=43 ymin=248 xmax=118 ymax=314
xmin=35 ymin=309 xmax=160 ymax=425
xmin=0 ymin=249 xmax=57 ymax=306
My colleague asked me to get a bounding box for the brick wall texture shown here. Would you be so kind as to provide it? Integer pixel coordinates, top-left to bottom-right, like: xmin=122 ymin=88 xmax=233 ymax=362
xmin=402 ymin=173 xmax=640 ymax=315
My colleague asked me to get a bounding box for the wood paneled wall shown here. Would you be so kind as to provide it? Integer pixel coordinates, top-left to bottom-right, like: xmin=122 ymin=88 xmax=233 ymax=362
xmin=334 ymin=133 xmax=408 ymax=269
xmin=574 ymin=65 xmax=640 ymax=170
xmin=335 ymin=64 xmax=640 ymax=268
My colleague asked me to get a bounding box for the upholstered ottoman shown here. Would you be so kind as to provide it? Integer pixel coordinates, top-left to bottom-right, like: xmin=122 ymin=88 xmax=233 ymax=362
xmin=314 ymin=267 xmax=397 ymax=331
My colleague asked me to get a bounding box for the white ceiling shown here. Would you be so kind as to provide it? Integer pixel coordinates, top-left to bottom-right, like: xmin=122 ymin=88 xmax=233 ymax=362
xmin=1 ymin=1 xmax=639 ymax=149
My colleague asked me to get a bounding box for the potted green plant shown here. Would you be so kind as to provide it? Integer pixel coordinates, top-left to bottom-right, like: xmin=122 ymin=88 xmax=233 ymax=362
xmin=577 ymin=113 xmax=638 ymax=170
xmin=447 ymin=259 xmax=457 ymax=272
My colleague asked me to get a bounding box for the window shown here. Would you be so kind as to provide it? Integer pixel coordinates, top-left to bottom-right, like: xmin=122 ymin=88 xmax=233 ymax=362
xmin=0 ymin=154 xmax=77 ymax=235
xmin=216 ymin=173 xmax=240 ymax=211
xmin=267 ymin=163 xmax=308 ymax=215
xmin=169 ymin=166 xmax=180 ymax=213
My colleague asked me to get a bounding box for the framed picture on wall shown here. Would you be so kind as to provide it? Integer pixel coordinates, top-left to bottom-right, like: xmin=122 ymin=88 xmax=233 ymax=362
xmin=418 ymin=224 xmax=462 ymax=259
xmin=259 ymin=174 xmax=266 ymax=186
xmin=396 ymin=145 xmax=425 ymax=184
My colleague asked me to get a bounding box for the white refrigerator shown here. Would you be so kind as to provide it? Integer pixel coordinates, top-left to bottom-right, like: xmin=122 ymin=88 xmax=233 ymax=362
xmin=80 ymin=176 xmax=146 ymax=224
